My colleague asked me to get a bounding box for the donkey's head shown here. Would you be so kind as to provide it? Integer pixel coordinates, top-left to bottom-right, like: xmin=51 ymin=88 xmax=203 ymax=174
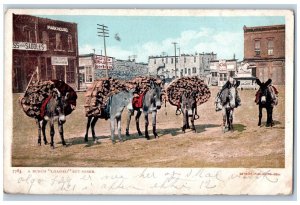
xmin=51 ymin=88 xmax=66 ymax=124
xmin=117 ymin=89 xmax=135 ymax=112
xmin=149 ymin=80 xmax=162 ymax=110
xmin=256 ymin=78 xmax=272 ymax=105
xmin=181 ymin=90 xmax=197 ymax=116
xmin=228 ymin=79 xmax=240 ymax=109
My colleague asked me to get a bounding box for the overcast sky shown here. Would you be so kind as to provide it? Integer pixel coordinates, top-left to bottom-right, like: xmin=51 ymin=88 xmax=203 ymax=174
xmin=40 ymin=15 xmax=285 ymax=63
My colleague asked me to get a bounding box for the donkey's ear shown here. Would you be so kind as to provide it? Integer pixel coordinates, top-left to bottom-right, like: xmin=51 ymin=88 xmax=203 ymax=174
xmin=256 ymin=78 xmax=262 ymax=86
xmin=265 ymin=79 xmax=272 ymax=87
xmin=235 ymin=80 xmax=240 ymax=88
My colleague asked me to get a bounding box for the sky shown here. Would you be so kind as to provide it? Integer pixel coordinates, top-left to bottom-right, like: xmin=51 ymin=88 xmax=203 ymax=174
xmin=39 ymin=15 xmax=285 ymax=63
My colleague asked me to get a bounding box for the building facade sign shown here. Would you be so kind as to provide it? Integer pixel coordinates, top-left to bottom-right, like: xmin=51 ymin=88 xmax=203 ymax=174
xmin=47 ymin=25 xmax=69 ymax=32
xmin=218 ymin=60 xmax=227 ymax=71
xmin=51 ymin=56 xmax=68 ymax=65
xmin=94 ymin=55 xmax=113 ymax=69
xmin=13 ymin=41 xmax=47 ymax=51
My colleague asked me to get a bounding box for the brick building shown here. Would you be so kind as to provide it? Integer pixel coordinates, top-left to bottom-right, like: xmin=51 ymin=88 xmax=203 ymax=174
xmin=243 ymin=24 xmax=285 ymax=85
xmin=148 ymin=52 xmax=217 ymax=79
xmin=12 ymin=14 xmax=79 ymax=92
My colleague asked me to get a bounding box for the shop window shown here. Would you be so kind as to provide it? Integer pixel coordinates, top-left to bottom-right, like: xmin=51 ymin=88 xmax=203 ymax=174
xmin=267 ymin=39 xmax=274 ymax=55
xmin=46 ymin=58 xmax=52 ymax=80
xmin=86 ymin=66 xmax=93 ymax=83
xmin=254 ymin=40 xmax=261 ymax=56
xmin=66 ymin=59 xmax=75 ymax=83
xmin=67 ymin=34 xmax=73 ymax=51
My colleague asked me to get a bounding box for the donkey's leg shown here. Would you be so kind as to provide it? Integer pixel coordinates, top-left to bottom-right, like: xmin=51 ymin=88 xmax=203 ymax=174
xmin=258 ymin=106 xmax=262 ymax=126
xmin=152 ymin=111 xmax=158 ymax=138
xmin=144 ymin=113 xmax=150 ymax=140
xmin=58 ymin=121 xmax=66 ymax=146
xmin=136 ymin=110 xmax=143 ymax=136
xmin=126 ymin=110 xmax=133 ymax=136
xmin=270 ymin=107 xmax=274 ymax=126
xmin=50 ymin=121 xmax=55 ymax=149
xmin=229 ymin=109 xmax=234 ymax=131
xmin=116 ymin=116 xmax=123 ymax=142
xmin=84 ymin=116 xmax=92 ymax=142
xmin=110 ymin=118 xmax=116 ymax=144
xmin=191 ymin=110 xmax=196 ymax=132
xmin=222 ymin=108 xmax=227 ymax=132
xmin=42 ymin=120 xmax=48 ymax=145
xmin=182 ymin=110 xmax=187 ymax=133
xmin=91 ymin=117 xmax=99 ymax=142
xmin=37 ymin=119 xmax=42 ymax=146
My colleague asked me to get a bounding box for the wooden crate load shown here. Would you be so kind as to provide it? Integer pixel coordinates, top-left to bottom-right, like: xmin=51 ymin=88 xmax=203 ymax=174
xmin=19 ymin=80 xmax=77 ymax=118
xmin=166 ymin=76 xmax=211 ymax=107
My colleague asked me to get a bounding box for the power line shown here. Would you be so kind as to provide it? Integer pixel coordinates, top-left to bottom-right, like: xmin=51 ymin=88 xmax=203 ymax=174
xmin=97 ymin=24 xmax=109 ymax=77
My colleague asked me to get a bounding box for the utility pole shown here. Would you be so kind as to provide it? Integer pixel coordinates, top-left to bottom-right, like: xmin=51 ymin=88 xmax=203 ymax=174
xmin=97 ymin=24 xmax=109 ymax=77
xmin=172 ymin=42 xmax=178 ymax=78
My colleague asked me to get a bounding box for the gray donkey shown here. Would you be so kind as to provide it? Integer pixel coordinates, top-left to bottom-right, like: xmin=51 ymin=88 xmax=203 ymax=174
xmin=180 ymin=90 xmax=199 ymax=133
xmin=37 ymin=88 xmax=68 ymax=148
xmin=126 ymin=81 xmax=162 ymax=140
xmin=215 ymin=78 xmax=240 ymax=132
xmin=84 ymin=89 xmax=135 ymax=144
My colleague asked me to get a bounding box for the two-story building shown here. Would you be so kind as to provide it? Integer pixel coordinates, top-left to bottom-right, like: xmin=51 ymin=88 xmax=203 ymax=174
xmin=12 ymin=14 xmax=79 ymax=92
xmin=243 ymin=24 xmax=285 ymax=85
xmin=148 ymin=52 xmax=217 ymax=79
xmin=209 ymin=58 xmax=238 ymax=86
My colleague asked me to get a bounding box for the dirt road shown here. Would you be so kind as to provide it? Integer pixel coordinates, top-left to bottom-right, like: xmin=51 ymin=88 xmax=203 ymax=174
xmin=12 ymin=86 xmax=285 ymax=167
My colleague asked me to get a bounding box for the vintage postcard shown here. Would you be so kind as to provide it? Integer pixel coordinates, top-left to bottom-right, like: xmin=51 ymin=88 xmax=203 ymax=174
xmin=3 ymin=8 xmax=294 ymax=195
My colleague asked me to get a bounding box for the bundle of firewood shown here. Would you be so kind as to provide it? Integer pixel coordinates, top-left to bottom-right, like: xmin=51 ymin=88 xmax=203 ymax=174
xmin=166 ymin=76 xmax=211 ymax=107
xmin=20 ymin=81 xmax=55 ymax=118
xmin=20 ymin=80 xmax=77 ymax=118
xmin=84 ymin=78 xmax=128 ymax=117
xmin=126 ymin=76 xmax=163 ymax=94
xmin=84 ymin=76 xmax=164 ymax=117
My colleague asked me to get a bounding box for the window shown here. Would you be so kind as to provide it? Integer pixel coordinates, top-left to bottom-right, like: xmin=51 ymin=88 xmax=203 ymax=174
xmin=192 ymin=67 xmax=196 ymax=73
xmin=220 ymin=73 xmax=227 ymax=81
xmin=212 ymin=72 xmax=217 ymax=77
xmin=171 ymin=58 xmax=173 ymax=64
xmin=254 ymin=40 xmax=261 ymax=56
xmin=267 ymin=39 xmax=274 ymax=55
xmin=162 ymin=58 xmax=164 ymax=63
xmin=154 ymin=59 xmax=156 ymax=64
xmin=67 ymin=34 xmax=73 ymax=51
xmin=184 ymin=68 xmax=187 ymax=74
xmin=55 ymin=33 xmax=63 ymax=50
xmin=85 ymin=66 xmax=93 ymax=83
xmin=229 ymin=71 xmax=235 ymax=77
xmin=166 ymin=58 xmax=168 ymax=64
xmin=42 ymin=31 xmax=49 ymax=48
xmin=23 ymin=26 xmax=36 ymax=43
xmin=188 ymin=68 xmax=191 ymax=75
xmin=175 ymin=58 xmax=178 ymax=63
xmin=184 ymin=57 xmax=186 ymax=63
xmin=194 ymin=56 xmax=196 ymax=63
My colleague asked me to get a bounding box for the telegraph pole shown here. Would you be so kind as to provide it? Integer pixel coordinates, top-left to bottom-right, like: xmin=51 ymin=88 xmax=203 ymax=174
xmin=97 ymin=24 xmax=109 ymax=77
xmin=172 ymin=42 xmax=178 ymax=78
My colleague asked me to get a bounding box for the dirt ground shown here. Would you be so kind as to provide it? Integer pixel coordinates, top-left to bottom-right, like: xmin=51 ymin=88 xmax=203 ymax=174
xmin=11 ymin=86 xmax=285 ymax=168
